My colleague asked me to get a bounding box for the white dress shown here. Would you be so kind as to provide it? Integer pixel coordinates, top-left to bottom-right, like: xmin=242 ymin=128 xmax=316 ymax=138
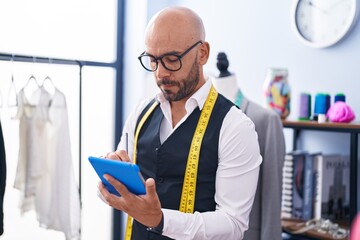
xmin=14 ymin=86 xmax=81 ymax=240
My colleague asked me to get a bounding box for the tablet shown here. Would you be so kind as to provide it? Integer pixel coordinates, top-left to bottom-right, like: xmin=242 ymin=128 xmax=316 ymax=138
xmin=88 ymin=156 xmax=146 ymax=196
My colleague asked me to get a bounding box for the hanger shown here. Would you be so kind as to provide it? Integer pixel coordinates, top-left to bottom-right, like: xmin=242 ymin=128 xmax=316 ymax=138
xmin=7 ymin=55 xmax=18 ymax=107
xmin=41 ymin=76 xmax=56 ymax=96
xmin=7 ymin=74 xmax=18 ymax=107
xmin=24 ymin=75 xmax=40 ymax=89
xmin=42 ymin=75 xmax=55 ymax=87
xmin=22 ymin=57 xmax=41 ymax=106
xmin=41 ymin=58 xmax=56 ymax=96
xmin=23 ymin=75 xmax=40 ymax=106
xmin=24 ymin=56 xmax=40 ymax=90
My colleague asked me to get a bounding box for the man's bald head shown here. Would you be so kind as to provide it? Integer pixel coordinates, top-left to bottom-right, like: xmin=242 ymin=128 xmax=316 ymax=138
xmin=140 ymin=6 xmax=210 ymax=103
xmin=145 ymin=7 xmax=205 ymax=48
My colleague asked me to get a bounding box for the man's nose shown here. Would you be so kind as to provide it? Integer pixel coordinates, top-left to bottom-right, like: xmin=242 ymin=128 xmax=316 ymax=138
xmin=155 ymin=61 xmax=171 ymax=79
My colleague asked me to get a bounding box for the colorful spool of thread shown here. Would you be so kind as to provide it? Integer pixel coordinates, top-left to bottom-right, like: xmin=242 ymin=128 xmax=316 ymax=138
xmin=314 ymin=93 xmax=331 ymax=116
xmin=334 ymin=93 xmax=346 ymax=103
xmin=298 ymin=93 xmax=311 ymax=120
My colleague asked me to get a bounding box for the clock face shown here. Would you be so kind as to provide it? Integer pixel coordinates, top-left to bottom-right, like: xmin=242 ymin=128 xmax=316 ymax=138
xmin=294 ymin=0 xmax=357 ymax=48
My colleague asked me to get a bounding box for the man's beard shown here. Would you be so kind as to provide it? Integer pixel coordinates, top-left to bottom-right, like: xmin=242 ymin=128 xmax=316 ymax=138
xmin=157 ymin=62 xmax=200 ymax=102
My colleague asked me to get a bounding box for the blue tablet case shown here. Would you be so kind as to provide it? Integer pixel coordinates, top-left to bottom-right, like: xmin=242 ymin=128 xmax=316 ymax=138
xmin=88 ymin=156 xmax=146 ymax=196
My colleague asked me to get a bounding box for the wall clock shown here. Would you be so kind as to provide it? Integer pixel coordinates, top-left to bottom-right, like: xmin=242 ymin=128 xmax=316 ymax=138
xmin=293 ymin=0 xmax=359 ymax=48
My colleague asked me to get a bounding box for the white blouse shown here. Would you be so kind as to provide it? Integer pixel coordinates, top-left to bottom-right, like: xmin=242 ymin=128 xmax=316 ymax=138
xmin=14 ymin=87 xmax=80 ymax=240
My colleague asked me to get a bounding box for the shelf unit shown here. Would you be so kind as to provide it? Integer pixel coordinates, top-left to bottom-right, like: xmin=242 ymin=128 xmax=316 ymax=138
xmin=283 ymin=120 xmax=360 ymax=221
xmin=282 ymin=120 xmax=360 ymax=223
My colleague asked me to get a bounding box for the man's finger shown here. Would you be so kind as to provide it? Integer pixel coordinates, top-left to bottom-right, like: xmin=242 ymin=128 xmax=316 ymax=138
xmin=97 ymin=182 xmax=110 ymax=204
xmin=115 ymin=150 xmax=131 ymax=162
xmin=145 ymin=178 xmax=157 ymax=199
xmin=106 ymin=152 xmax=121 ymax=160
xmin=104 ymin=174 xmax=131 ymax=197
xmin=98 ymin=181 xmax=113 ymax=201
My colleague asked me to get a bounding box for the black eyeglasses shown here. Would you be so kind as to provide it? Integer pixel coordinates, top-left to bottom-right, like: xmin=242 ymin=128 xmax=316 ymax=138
xmin=138 ymin=41 xmax=203 ymax=72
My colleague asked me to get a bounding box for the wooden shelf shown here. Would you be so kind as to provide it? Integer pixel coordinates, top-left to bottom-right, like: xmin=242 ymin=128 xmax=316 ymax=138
xmin=283 ymin=120 xmax=360 ymax=133
xmin=282 ymin=219 xmax=349 ymax=240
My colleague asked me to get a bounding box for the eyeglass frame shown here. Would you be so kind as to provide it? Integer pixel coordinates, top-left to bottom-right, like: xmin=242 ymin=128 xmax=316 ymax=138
xmin=138 ymin=40 xmax=203 ymax=72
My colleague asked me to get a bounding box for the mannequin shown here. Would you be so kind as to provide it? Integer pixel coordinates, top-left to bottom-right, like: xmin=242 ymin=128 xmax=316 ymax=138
xmin=213 ymin=52 xmax=286 ymax=240
xmin=213 ymin=52 xmax=239 ymax=104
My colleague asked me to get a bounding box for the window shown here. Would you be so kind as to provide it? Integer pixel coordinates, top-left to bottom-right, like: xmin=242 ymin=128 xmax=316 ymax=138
xmin=0 ymin=1 xmax=118 ymax=239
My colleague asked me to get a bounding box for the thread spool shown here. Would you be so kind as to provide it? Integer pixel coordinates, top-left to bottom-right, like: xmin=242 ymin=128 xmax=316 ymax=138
xmin=334 ymin=93 xmax=346 ymax=103
xmin=325 ymin=94 xmax=331 ymax=113
xmin=298 ymin=93 xmax=311 ymax=120
xmin=314 ymin=93 xmax=331 ymax=117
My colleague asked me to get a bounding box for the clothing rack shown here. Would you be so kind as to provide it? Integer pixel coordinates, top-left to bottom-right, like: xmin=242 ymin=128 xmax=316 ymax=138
xmin=0 ymin=52 xmax=116 ymax=203
xmin=0 ymin=39 xmax=126 ymax=240
xmin=0 ymin=51 xmax=125 ymax=240
xmin=0 ymin=3 xmax=125 ymax=240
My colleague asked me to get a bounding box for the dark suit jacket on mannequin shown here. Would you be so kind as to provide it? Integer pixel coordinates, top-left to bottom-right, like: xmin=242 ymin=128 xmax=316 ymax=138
xmin=0 ymin=120 xmax=6 ymax=236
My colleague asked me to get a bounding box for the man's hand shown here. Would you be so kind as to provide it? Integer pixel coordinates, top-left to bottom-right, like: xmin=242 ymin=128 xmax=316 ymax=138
xmin=98 ymin=175 xmax=163 ymax=228
xmin=104 ymin=150 xmax=131 ymax=162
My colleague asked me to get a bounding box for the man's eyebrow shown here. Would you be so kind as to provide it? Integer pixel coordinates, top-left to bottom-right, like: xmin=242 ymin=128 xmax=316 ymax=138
xmin=146 ymin=50 xmax=181 ymax=58
xmin=164 ymin=50 xmax=181 ymax=55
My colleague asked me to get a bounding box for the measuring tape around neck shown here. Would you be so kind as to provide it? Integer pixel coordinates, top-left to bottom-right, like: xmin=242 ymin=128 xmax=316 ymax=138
xmin=125 ymin=86 xmax=218 ymax=239
xmin=179 ymin=85 xmax=218 ymax=213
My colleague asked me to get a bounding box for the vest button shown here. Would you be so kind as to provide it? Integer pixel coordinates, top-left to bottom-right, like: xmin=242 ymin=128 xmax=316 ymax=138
xmin=157 ymin=177 xmax=164 ymax=183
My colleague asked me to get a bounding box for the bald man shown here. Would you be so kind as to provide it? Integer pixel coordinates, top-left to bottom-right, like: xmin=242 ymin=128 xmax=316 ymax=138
xmin=99 ymin=7 xmax=262 ymax=240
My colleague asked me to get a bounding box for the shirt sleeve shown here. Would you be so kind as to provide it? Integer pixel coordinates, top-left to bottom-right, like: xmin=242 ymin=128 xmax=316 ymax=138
xmin=117 ymin=98 xmax=153 ymax=162
xmin=161 ymin=106 xmax=262 ymax=240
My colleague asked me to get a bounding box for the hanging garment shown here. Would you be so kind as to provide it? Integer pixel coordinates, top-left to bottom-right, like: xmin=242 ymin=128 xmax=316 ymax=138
xmin=34 ymin=87 xmax=80 ymax=240
xmin=14 ymin=87 xmax=80 ymax=240
xmin=14 ymin=87 xmax=50 ymax=212
xmin=0 ymin=120 xmax=6 ymax=236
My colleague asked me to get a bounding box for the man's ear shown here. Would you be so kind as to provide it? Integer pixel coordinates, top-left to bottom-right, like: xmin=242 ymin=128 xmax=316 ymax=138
xmin=198 ymin=41 xmax=210 ymax=65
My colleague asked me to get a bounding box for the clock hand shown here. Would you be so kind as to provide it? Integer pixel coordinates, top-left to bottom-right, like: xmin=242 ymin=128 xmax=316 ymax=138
xmin=325 ymin=0 xmax=349 ymax=12
xmin=304 ymin=0 xmax=327 ymax=14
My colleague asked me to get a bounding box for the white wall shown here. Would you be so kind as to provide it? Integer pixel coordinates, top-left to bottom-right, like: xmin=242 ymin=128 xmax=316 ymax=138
xmin=179 ymin=0 xmax=360 ymax=158
xmin=142 ymin=0 xmax=360 ymax=121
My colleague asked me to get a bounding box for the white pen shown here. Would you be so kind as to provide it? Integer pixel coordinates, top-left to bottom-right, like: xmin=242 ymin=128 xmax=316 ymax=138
xmin=125 ymin=132 xmax=128 ymax=153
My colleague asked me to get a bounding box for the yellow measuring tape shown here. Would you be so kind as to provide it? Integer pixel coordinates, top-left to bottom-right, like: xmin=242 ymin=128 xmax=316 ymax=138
xmin=179 ymin=86 xmax=218 ymax=213
xmin=125 ymin=100 xmax=158 ymax=240
xmin=125 ymin=86 xmax=218 ymax=239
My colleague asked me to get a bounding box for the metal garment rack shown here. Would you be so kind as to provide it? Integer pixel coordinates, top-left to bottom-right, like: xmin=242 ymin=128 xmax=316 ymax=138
xmin=0 ymin=2 xmax=126 ymax=239
xmin=0 ymin=46 xmax=125 ymax=240
xmin=0 ymin=52 xmax=116 ymax=202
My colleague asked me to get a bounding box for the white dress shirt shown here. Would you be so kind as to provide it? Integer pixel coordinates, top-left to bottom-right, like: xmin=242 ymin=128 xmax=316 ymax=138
xmin=118 ymin=77 xmax=262 ymax=240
